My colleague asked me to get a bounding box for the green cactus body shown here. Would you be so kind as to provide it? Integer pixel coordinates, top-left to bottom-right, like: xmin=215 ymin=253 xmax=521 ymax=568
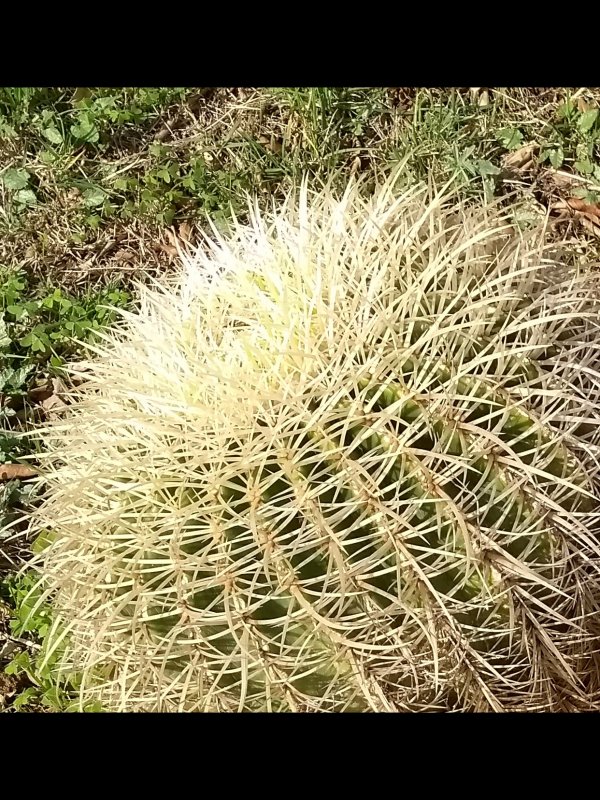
xmin=30 ymin=177 xmax=600 ymax=711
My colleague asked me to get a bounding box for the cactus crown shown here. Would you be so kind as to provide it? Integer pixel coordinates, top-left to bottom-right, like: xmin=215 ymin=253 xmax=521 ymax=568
xmin=30 ymin=176 xmax=600 ymax=711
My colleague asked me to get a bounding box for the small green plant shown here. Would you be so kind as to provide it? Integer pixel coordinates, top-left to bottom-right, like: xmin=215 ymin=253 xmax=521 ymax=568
xmin=0 ymin=271 xmax=128 ymax=489
xmin=496 ymin=126 xmax=525 ymax=151
xmin=274 ymin=87 xmax=388 ymax=164
xmin=0 ymin=87 xmax=207 ymax=234
xmin=110 ymin=144 xmax=254 ymax=227
xmin=386 ymin=92 xmax=507 ymax=200
xmin=538 ymin=98 xmax=600 ymax=180
xmin=0 ymin=87 xmax=188 ymax=148
xmin=0 ymin=167 xmax=38 ymax=210
xmin=0 ymin=270 xmax=130 ymax=711
xmin=0 ymin=270 xmax=129 ymax=365
xmin=0 ymin=268 xmax=129 ymax=472
xmin=0 ymin=480 xmax=36 ymax=530
xmin=1 ymin=572 xmax=101 ymax=711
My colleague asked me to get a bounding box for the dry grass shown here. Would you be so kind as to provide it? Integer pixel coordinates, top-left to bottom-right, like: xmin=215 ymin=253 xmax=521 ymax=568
xmin=2 ymin=87 xmax=598 ymax=290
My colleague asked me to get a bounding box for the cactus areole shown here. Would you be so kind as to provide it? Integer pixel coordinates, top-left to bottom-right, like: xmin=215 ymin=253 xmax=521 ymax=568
xmin=30 ymin=176 xmax=600 ymax=711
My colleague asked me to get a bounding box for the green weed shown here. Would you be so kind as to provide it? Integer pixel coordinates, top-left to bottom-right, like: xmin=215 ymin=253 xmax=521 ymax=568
xmin=1 ymin=572 xmax=102 ymax=711
xmin=0 ymin=270 xmax=128 ymax=365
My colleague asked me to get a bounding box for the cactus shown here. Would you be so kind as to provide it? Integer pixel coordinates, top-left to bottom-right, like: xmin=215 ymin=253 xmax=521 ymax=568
xmin=28 ymin=176 xmax=600 ymax=712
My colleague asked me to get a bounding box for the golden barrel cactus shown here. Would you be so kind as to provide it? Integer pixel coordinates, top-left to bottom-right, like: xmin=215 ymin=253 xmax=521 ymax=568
xmin=29 ymin=176 xmax=600 ymax=711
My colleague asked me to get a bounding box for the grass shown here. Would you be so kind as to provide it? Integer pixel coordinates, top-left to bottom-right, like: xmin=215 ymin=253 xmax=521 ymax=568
xmin=1 ymin=85 xmax=600 ymax=711
xmin=0 ymin=270 xmax=129 ymax=710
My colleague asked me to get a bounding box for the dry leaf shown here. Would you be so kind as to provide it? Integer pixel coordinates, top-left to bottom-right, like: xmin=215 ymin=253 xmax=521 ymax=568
xmin=502 ymin=143 xmax=538 ymax=171
xmin=38 ymin=377 xmax=68 ymax=416
xmin=0 ymin=464 xmax=36 ymax=481
xmin=161 ymin=224 xmax=196 ymax=258
xmin=469 ymin=88 xmax=489 ymax=106
xmin=577 ymin=97 xmax=591 ymax=114
xmin=565 ymin=197 xmax=600 ymax=221
xmin=178 ymin=222 xmax=193 ymax=245
xmin=258 ymin=133 xmax=283 ymax=154
xmin=350 ymin=156 xmax=362 ymax=177
xmin=29 ymin=380 xmax=54 ymax=402
xmin=115 ymin=249 xmax=136 ymax=263
xmin=158 ymin=243 xmax=178 ymax=259
xmin=579 ymin=216 xmax=600 ymax=238
xmin=550 ymin=196 xmax=600 ymax=239
xmin=42 ymin=394 xmax=67 ymax=415
xmin=158 ymin=228 xmax=180 ymax=259
xmin=542 ymin=169 xmax=584 ymax=191
xmin=165 ymin=228 xmax=178 ymax=247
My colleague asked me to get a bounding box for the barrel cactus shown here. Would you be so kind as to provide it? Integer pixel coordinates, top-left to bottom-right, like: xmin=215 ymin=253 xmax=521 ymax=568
xmin=28 ymin=175 xmax=600 ymax=712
